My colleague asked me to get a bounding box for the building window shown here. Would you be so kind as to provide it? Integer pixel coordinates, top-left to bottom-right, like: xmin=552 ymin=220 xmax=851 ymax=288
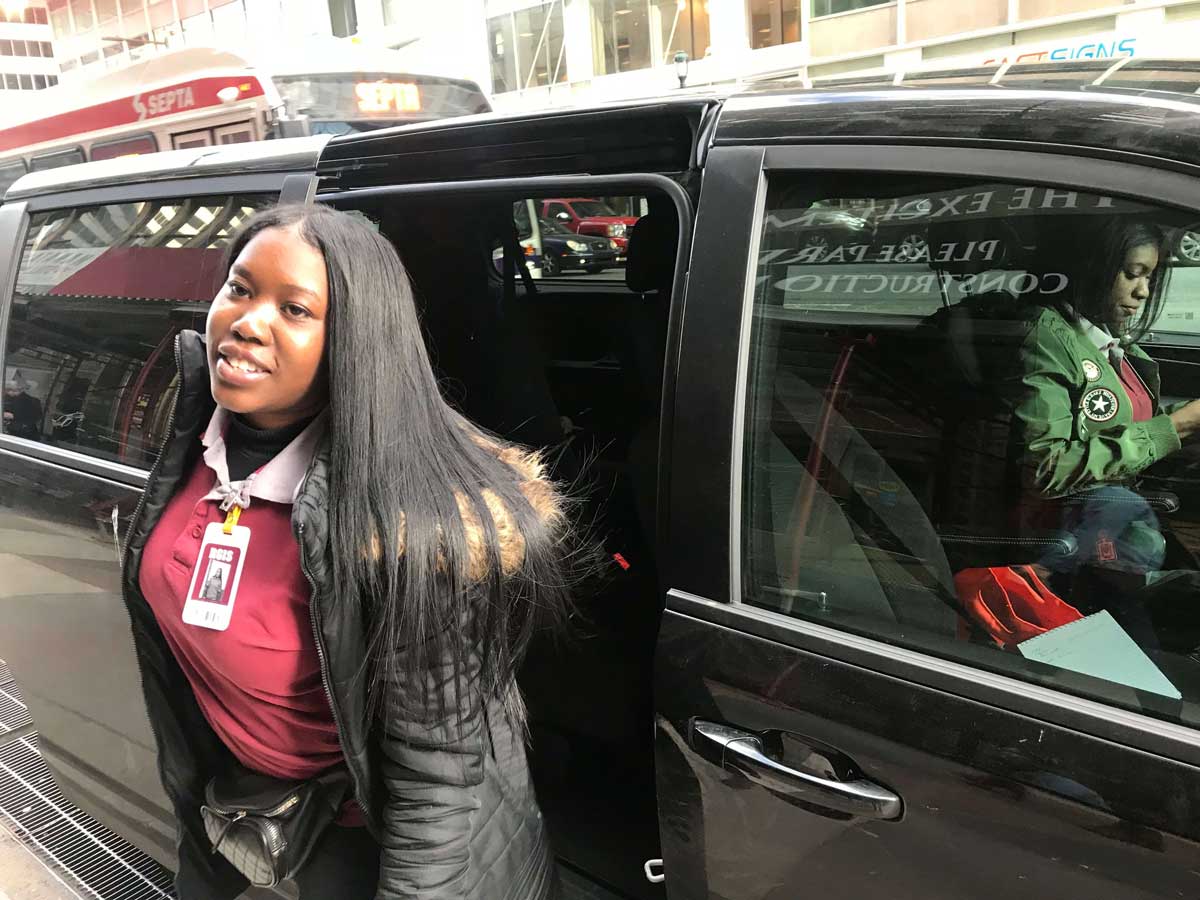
xmin=488 ymin=14 xmax=517 ymax=93
xmin=487 ymin=2 xmax=567 ymax=94
xmin=592 ymin=0 xmax=708 ymax=76
xmin=33 ymin=74 xmax=46 ymax=89
xmin=50 ymin=4 xmax=70 ymax=38
xmin=18 ymin=74 xmax=32 ymax=89
xmin=748 ymin=0 xmax=800 ymax=48
xmin=71 ymin=0 xmax=96 ymax=32
xmin=812 ymin=0 xmax=889 ymax=17
xmin=3 ymin=73 xmax=16 ymax=89
xmin=382 ymin=0 xmax=403 ymax=28
xmin=147 ymin=0 xmax=176 ymax=30
xmin=120 ymin=0 xmax=149 ymax=33
xmin=94 ymin=0 xmax=117 ymax=36
xmin=659 ymin=0 xmax=709 ymax=62
xmin=593 ymin=0 xmax=651 ymax=74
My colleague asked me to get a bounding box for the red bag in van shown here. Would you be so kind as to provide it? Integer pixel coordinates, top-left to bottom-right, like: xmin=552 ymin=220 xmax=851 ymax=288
xmin=953 ymin=565 xmax=1083 ymax=649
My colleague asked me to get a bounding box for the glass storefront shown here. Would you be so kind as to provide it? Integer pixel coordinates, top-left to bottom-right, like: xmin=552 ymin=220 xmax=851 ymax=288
xmin=592 ymin=0 xmax=709 ymax=76
xmin=747 ymin=0 xmax=800 ymax=48
xmin=488 ymin=1 xmax=568 ymax=93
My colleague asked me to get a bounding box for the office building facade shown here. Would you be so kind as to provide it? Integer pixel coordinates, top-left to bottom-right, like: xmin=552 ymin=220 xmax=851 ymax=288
xmin=478 ymin=0 xmax=1200 ymax=109
xmin=0 ymin=3 xmax=58 ymax=91
xmin=26 ymin=0 xmax=1200 ymax=108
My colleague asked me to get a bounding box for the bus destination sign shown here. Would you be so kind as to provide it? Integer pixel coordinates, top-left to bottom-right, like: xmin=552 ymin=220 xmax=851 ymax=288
xmin=355 ymin=81 xmax=422 ymax=115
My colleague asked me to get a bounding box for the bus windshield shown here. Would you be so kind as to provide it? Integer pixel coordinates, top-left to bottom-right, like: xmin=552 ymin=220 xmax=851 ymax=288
xmin=273 ymin=72 xmax=491 ymax=135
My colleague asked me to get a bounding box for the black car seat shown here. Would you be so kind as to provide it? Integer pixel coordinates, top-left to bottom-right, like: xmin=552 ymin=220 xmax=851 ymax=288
xmin=915 ymin=219 xmax=1080 ymax=570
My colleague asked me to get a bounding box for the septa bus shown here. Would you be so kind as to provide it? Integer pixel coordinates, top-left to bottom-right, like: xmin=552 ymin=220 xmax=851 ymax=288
xmin=0 ymin=44 xmax=491 ymax=197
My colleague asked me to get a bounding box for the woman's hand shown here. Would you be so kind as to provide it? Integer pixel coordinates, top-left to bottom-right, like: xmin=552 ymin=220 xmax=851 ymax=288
xmin=1169 ymin=399 xmax=1200 ymax=439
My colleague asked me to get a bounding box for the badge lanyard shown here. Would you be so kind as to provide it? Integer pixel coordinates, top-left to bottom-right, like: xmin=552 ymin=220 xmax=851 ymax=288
xmin=182 ymin=471 xmax=255 ymax=632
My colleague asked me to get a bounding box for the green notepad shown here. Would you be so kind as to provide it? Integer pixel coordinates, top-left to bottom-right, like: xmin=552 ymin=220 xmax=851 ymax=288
xmin=1018 ymin=610 xmax=1182 ymax=700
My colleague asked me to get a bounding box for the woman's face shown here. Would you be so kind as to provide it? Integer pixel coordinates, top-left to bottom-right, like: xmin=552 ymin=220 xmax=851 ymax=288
xmin=1107 ymin=242 xmax=1159 ymax=332
xmin=206 ymin=226 xmax=329 ymax=428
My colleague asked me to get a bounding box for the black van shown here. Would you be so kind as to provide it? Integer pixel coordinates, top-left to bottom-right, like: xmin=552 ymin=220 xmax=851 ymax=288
xmin=5 ymin=87 xmax=1200 ymax=899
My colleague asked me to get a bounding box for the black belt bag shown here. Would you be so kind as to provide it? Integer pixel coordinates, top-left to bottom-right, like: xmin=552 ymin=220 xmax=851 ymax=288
xmin=200 ymin=765 xmax=351 ymax=888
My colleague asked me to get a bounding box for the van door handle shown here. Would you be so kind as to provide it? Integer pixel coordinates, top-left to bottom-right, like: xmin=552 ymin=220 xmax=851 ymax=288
xmin=692 ymin=720 xmax=902 ymax=821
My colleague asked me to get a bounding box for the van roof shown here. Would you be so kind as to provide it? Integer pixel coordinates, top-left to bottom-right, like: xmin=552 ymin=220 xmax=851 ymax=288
xmin=5 ymin=135 xmax=329 ymax=201
xmin=10 ymin=86 xmax=1200 ymax=201
xmin=713 ymin=87 xmax=1200 ymax=170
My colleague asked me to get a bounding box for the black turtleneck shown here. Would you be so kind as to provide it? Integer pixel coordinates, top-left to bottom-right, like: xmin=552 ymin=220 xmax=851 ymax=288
xmin=224 ymin=414 xmax=315 ymax=482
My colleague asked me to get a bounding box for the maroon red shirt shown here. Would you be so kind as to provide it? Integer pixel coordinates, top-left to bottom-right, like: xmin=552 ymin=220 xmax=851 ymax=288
xmin=1117 ymin=357 xmax=1155 ymax=423
xmin=137 ymin=408 xmax=343 ymax=781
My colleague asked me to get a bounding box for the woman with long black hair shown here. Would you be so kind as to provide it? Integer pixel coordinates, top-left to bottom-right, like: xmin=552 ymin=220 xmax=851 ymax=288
xmin=121 ymin=203 xmax=569 ymax=899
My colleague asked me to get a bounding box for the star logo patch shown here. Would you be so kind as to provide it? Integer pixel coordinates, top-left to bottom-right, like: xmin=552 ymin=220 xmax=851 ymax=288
xmin=1082 ymin=359 xmax=1101 ymax=382
xmin=1081 ymin=387 xmax=1119 ymax=422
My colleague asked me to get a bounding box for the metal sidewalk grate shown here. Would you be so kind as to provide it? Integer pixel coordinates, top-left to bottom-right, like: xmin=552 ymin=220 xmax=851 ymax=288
xmin=0 ymin=684 xmax=32 ymax=734
xmin=0 ymin=734 xmax=176 ymax=899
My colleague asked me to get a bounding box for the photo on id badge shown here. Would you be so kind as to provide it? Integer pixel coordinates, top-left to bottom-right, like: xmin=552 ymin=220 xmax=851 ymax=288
xmin=183 ymin=523 xmax=250 ymax=630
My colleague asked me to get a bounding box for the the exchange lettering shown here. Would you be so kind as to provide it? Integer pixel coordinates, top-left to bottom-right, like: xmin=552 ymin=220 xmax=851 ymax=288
xmin=871 ymin=187 xmax=1106 ymax=221
xmin=766 ymin=186 xmax=1118 ymax=231
xmin=771 ymin=271 xmax=1069 ymax=296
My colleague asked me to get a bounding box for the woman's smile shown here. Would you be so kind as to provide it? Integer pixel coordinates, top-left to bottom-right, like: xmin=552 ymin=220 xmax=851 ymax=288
xmin=215 ymin=343 xmax=272 ymax=385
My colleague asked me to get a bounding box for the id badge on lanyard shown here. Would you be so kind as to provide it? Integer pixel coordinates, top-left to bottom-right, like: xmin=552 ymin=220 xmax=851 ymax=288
xmin=182 ymin=505 xmax=250 ymax=631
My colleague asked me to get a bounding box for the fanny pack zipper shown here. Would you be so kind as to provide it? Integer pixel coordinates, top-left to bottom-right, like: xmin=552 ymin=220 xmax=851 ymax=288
xmin=207 ymin=793 xmax=300 ymax=818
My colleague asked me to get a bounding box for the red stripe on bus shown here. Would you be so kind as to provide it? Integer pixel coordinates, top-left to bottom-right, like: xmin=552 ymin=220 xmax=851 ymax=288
xmin=0 ymin=76 xmax=265 ymax=153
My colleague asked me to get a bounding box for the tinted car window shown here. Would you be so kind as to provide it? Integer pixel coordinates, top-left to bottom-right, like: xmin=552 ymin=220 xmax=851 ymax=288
xmin=741 ymin=173 xmax=1200 ymax=727
xmin=28 ymin=148 xmax=85 ymax=171
xmin=3 ymin=194 xmax=271 ymax=466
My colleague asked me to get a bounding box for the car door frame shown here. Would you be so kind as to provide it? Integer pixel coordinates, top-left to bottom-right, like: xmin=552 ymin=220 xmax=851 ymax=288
xmin=664 ymin=141 xmax=1200 ymax=779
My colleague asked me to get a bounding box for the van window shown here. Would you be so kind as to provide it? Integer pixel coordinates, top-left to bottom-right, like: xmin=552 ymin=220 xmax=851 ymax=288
xmin=89 ymin=133 xmax=158 ymax=162
xmin=740 ymin=173 xmax=1200 ymax=727
xmin=28 ymin=148 xmax=85 ymax=172
xmin=3 ymin=194 xmax=271 ymax=466
xmin=0 ymin=159 xmax=26 ymax=198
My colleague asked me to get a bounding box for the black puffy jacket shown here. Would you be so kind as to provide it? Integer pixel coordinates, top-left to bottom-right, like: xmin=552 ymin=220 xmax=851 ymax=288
xmin=120 ymin=331 xmax=557 ymax=900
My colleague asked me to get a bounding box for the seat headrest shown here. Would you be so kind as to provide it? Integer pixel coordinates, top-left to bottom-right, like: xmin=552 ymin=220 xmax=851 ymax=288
xmin=625 ymin=215 xmax=677 ymax=295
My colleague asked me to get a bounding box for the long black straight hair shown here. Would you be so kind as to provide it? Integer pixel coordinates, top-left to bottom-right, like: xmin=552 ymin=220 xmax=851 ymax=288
xmin=1033 ymin=216 xmax=1175 ymax=343
xmin=223 ymin=203 xmax=571 ymax=725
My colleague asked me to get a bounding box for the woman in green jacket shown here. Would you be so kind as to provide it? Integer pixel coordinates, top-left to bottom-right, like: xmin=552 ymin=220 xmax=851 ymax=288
xmin=1015 ymin=220 xmax=1200 ymax=498
xmin=1011 ymin=218 xmax=1200 ymax=588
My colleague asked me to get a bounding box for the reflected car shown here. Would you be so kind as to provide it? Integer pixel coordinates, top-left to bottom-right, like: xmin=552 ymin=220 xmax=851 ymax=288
xmin=537 ymin=217 xmax=620 ymax=275
xmin=540 ymin=198 xmax=638 ymax=253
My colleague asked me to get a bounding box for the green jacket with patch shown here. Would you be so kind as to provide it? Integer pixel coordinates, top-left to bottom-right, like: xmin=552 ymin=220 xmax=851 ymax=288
xmin=1009 ymin=307 xmax=1182 ymax=498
